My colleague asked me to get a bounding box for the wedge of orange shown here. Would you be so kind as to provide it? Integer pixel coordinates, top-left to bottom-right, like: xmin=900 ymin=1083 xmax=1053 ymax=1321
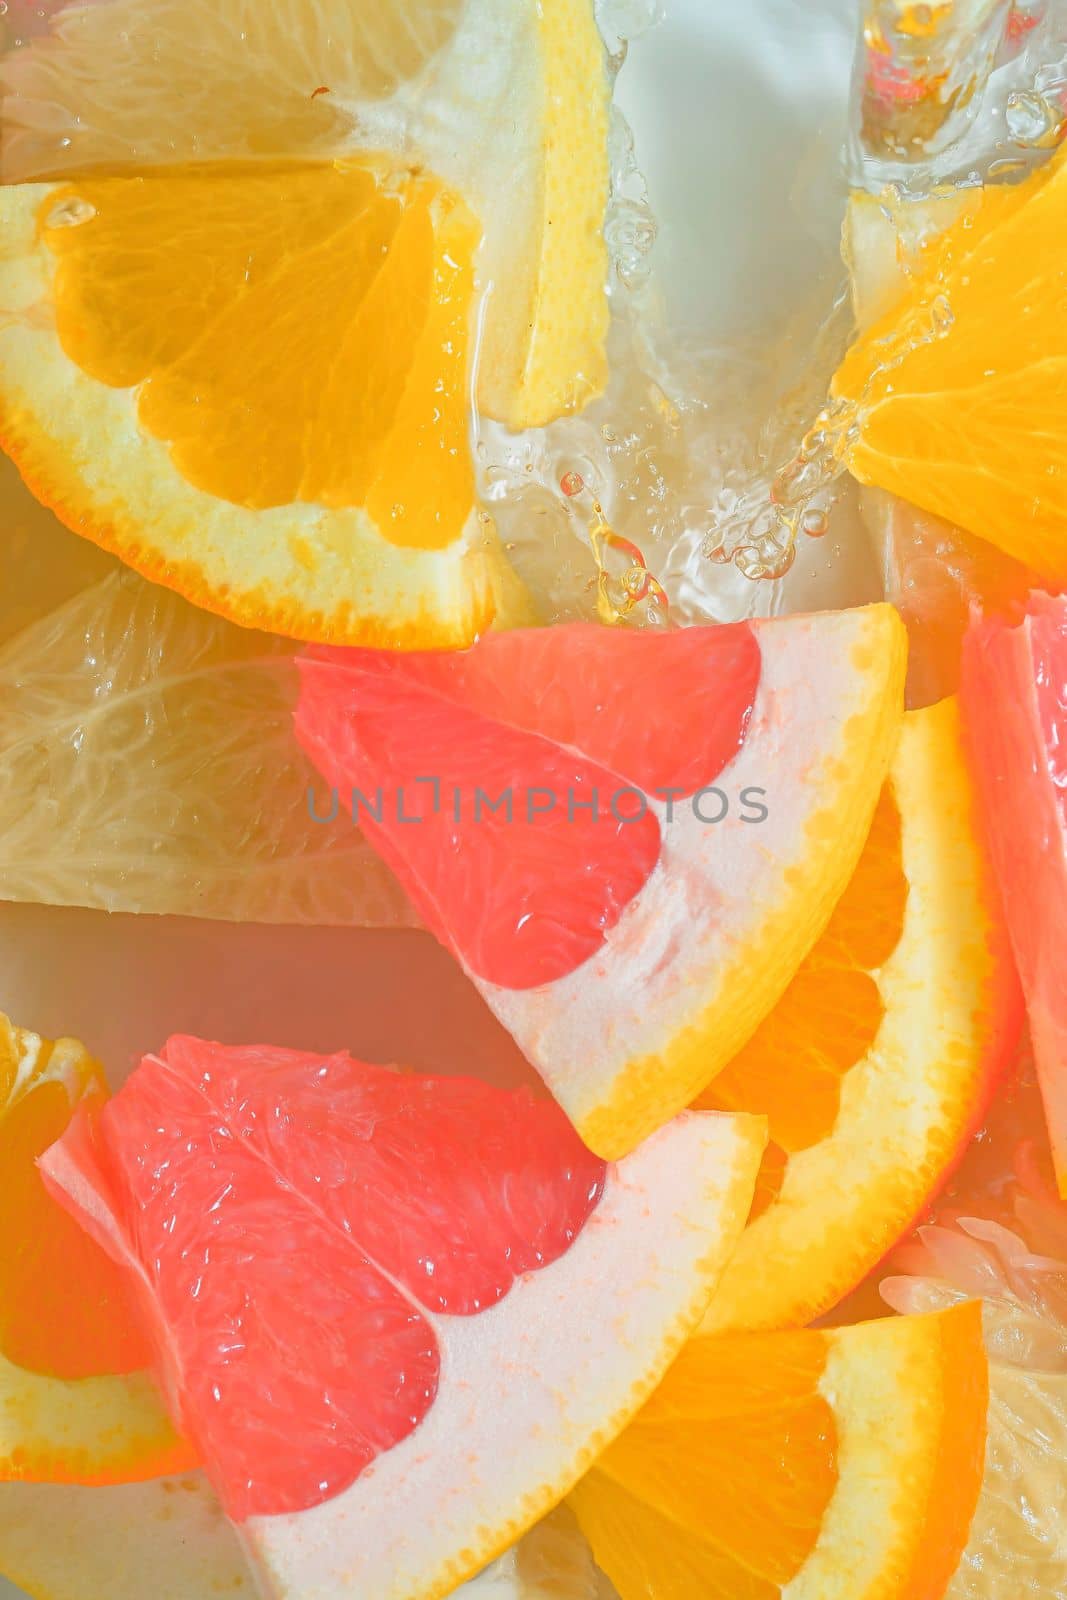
xmin=0 ymin=0 xmax=609 ymax=646
xmin=698 ymin=695 xmax=1022 ymax=1333
xmin=569 ymin=1302 xmax=988 ymax=1600
xmin=0 ymin=1010 xmax=192 ymax=1485
xmin=834 ymin=142 xmax=1067 ymax=586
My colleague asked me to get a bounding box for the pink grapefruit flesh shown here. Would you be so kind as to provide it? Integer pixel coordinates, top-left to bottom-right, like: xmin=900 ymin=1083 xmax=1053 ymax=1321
xmin=40 ymin=1036 xmax=766 ymax=1600
xmin=297 ymin=622 xmax=760 ymax=989
xmin=962 ymin=593 xmax=1067 ymax=1192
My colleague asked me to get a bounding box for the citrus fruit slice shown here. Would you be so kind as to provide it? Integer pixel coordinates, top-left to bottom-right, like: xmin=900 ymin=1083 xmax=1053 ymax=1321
xmin=843 ymin=189 xmax=1041 ymax=709
xmin=0 ymin=1010 xmax=191 ymax=1486
xmin=40 ymin=1035 xmax=765 ymax=1600
xmin=883 ymin=1126 xmax=1067 ymax=1597
xmin=0 ymin=554 xmax=416 ymax=927
xmin=295 ymin=604 xmax=907 ymax=1158
xmin=0 ymin=0 xmax=608 ymax=646
xmin=568 ymin=1301 xmax=988 ymax=1600
xmin=0 ymin=1478 xmax=604 ymax=1600
xmin=961 ymin=594 xmax=1067 ymax=1193
xmin=833 ymin=142 xmax=1067 ymax=586
xmin=697 ymin=695 xmax=1022 ymax=1333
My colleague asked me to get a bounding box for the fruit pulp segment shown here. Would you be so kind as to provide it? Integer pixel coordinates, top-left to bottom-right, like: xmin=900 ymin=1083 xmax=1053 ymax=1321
xmin=295 ymin=622 xmax=762 ymax=989
xmin=41 ymin=1038 xmax=607 ymax=1520
xmin=834 ymin=141 xmax=1067 ymax=584
xmin=569 ymin=1331 xmax=835 ymax=1597
xmin=700 ymin=785 xmax=907 ymax=1217
xmin=0 ymin=1021 xmax=152 ymax=1381
xmin=962 ymin=597 xmax=1067 ymax=1189
xmin=43 ymin=160 xmax=478 ymax=546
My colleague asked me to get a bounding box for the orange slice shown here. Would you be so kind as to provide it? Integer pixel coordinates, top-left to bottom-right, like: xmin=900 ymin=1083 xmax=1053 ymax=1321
xmin=295 ymin=605 xmax=907 ymax=1158
xmin=0 ymin=0 xmax=610 ymax=646
xmin=834 ymin=142 xmax=1067 ymax=587
xmin=569 ymin=1302 xmax=988 ymax=1600
xmin=0 ymin=1010 xmax=192 ymax=1485
xmin=41 ymin=1034 xmax=765 ymax=1598
xmin=697 ymin=695 xmax=1022 ymax=1333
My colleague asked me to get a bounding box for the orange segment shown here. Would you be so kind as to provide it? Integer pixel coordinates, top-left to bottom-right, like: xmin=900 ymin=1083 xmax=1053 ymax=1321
xmin=706 ymin=787 xmax=906 ymax=1208
xmin=0 ymin=1015 xmax=149 ymax=1380
xmin=699 ymin=697 xmax=1022 ymax=1333
xmin=0 ymin=1011 xmax=193 ymax=1485
xmin=834 ymin=142 xmax=1067 ymax=586
xmin=569 ymin=1303 xmax=988 ymax=1600
xmin=45 ymin=162 xmax=476 ymax=543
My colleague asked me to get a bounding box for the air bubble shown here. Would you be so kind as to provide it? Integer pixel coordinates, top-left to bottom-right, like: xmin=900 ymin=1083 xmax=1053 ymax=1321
xmin=802 ymin=507 xmax=830 ymax=539
xmin=45 ymin=197 xmax=96 ymax=229
xmin=560 ymin=471 xmax=585 ymax=498
xmin=1006 ymin=90 xmax=1063 ymax=148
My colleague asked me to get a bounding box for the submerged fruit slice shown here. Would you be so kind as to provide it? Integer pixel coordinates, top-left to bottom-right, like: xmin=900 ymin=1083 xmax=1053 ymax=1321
xmin=0 ymin=0 xmax=609 ymax=645
xmin=0 ymin=1011 xmax=191 ymax=1485
xmin=843 ymin=188 xmax=1041 ymax=709
xmin=961 ymin=594 xmax=1067 ymax=1193
xmin=834 ymin=143 xmax=1067 ymax=586
xmin=699 ymin=696 xmax=1021 ymax=1332
xmin=41 ymin=1036 xmax=764 ymax=1599
xmin=882 ymin=1113 xmax=1067 ymax=1599
xmin=569 ymin=1302 xmax=988 ymax=1600
xmin=0 ymin=555 xmax=416 ymax=927
xmin=296 ymin=606 xmax=907 ymax=1158
xmin=0 ymin=1478 xmax=600 ymax=1600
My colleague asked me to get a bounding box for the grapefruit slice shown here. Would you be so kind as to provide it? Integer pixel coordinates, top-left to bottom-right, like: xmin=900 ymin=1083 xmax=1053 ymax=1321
xmin=698 ymin=696 xmax=1022 ymax=1333
xmin=295 ymin=604 xmax=907 ymax=1158
xmin=0 ymin=1010 xmax=191 ymax=1486
xmin=0 ymin=0 xmax=608 ymax=646
xmin=568 ymin=1302 xmax=988 ymax=1600
xmin=40 ymin=1036 xmax=765 ymax=1600
xmin=961 ymin=594 xmax=1067 ymax=1193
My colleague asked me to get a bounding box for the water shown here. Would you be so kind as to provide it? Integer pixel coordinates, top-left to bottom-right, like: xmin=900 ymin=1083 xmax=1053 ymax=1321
xmin=480 ymin=0 xmax=881 ymax=626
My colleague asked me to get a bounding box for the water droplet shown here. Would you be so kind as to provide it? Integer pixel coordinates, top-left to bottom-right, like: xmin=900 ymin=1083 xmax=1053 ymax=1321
xmin=560 ymin=471 xmax=585 ymax=498
xmin=0 ymin=5 xmax=9 ymax=16
xmin=390 ymin=503 xmax=405 ymax=521
xmin=802 ymin=507 xmax=830 ymax=539
xmin=930 ymin=294 xmax=955 ymax=337
xmin=45 ymin=196 xmax=96 ymax=230
xmin=601 ymin=425 xmax=618 ymax=444
xmin=1006 ymin=90 xmax=1063 ymax=148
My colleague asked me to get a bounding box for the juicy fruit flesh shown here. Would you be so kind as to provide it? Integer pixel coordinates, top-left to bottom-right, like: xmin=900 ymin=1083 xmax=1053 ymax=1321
xmin=701 ymin=786 xmax=907 ymax=1218
xmin=0 ymin=1016 xmax=151 ymax=1382
xmin=571 ymin=1331 xmax=836 ymax=1596
xmin=44 ymin=161 xmax=477 ymax=546
xmin=961 ymin=596 xmax=1067 ymax=1190
xmin=296 ymin=622 xmax=761 ymax=989
xmin=42 ymin=1039 xmax=607 ymax=1520
xmin=834 ymin=142 xmax=1067 ymax=585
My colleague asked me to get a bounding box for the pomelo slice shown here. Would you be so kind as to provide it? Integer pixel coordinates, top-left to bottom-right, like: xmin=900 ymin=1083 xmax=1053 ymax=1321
xmin=0 ymin=1010 xmax=191 ymax=1486
xmin=961 ymin=594 xmax=1067 ymax=1193
xmin=0 ymin=0 xmax=607 ymax=646
xmin=568 ymin=1302 xmax=988 ymax=1600
xmin=41 ymin=1037 xmax=765 ymax=1600
xmin=295 ymin=605 xmax=907 ymax=1158
xmin=699 ymin=696 xmax=1021 ymax=1333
